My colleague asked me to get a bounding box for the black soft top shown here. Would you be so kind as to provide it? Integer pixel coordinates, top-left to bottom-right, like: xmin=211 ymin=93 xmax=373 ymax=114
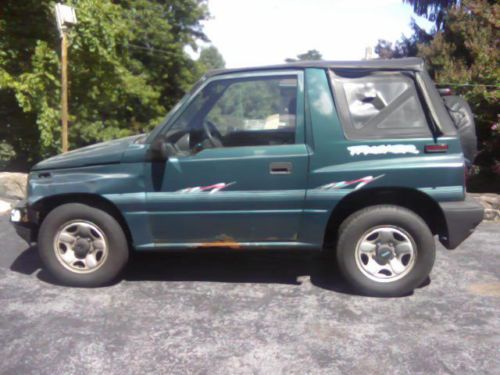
xmin=207 ymin=57 xmax=425 ymax=77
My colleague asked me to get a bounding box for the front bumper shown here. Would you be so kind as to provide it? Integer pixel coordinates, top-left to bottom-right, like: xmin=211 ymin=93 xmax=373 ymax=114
xmin=10 ymin=200 xmax=36 ymax=244
xmin=439 ymin=196 xmax=484 ymax=249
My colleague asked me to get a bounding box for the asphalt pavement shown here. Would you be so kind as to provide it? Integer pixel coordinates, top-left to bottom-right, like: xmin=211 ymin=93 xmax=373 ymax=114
xmin=0 ymin=213 xmax=499 ymax=375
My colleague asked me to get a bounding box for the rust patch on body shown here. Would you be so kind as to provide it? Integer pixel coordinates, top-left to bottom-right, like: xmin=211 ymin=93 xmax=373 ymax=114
xmin=197 ymin=235 xmax=241 ymax=249
xmin=198 ymin=241 xmax=241 ymax=249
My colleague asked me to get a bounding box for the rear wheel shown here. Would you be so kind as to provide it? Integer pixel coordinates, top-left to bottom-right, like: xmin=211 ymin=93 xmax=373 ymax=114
xmin=38 ymin=203 xmax=129 ymax=287
xmin=336 ymin=205 xmax=435 ymax=297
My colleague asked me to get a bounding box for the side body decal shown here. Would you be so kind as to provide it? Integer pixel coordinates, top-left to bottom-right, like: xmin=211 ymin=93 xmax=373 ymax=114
xmin=318 ymin=174 xmax=385 ymax=191
xmin=177 ymin=182 xmax=235 ymax=194
xmin=348 ymin=145 xmax=419 ymax=156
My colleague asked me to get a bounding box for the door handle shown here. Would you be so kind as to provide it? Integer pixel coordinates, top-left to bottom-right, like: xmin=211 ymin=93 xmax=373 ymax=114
xmin=270 ymin=162 xmax=292 ymax=175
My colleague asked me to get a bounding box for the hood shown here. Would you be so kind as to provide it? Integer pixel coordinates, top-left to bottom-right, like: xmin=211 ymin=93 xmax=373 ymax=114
xmin=32 ymin=135 xmax=143 ymax=171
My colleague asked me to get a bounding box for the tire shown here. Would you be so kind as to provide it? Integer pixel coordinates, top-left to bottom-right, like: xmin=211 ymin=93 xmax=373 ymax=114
xmin=336 ymin=205 xmax=435 ymax=297
xmin=38 ymin=203 xmax=129 ymax=287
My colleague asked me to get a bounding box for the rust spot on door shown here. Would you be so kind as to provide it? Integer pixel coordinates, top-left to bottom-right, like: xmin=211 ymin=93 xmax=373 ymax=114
xmin=197 ymin=235 xmax=241 ymax=249
xmin=198 ymin=241 xmax=241 ymax=249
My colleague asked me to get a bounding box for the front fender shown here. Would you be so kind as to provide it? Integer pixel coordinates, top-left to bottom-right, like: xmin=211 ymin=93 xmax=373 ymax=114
xmin=28 ymin=164 xmax=145 ymax=207
xmin=27 ymin=163 xmax=151 ymax=248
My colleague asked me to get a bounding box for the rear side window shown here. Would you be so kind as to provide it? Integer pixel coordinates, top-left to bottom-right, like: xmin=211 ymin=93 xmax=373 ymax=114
xmin=330 ymin=71 xmax=432 ymax=139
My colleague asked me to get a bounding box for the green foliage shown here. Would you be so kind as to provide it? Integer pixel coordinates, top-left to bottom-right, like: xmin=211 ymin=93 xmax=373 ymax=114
xmin=286 ymin=49 xmax=323 ymax=63
xmin=0 ymin=141 xmax=15 ymax=170
xmin=375 ymin=20 xmax=433 ymax=58
xmin=0 ymin=0 xmax=211 ymax=167
xmin=376 ymin=1 xmax=498 ymax=190
xmin=403 ymin=0 xmax=459 ymax=29
xmin=418 ymin=0 xmax=499 ymax=177
xmin=197 ymin=46 xmax=225 ymax=73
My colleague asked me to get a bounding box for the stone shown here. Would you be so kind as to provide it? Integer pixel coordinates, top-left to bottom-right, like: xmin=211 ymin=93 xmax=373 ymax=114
xmin=0 ymin=173 xmax=28 ymax=200
xmin=469 ymin=193 xmax=500 ymax=221
xmin=0 ymin=200 xmax=11 ymax=213
xmin=484 ymin=208 xmax=500 ymax=222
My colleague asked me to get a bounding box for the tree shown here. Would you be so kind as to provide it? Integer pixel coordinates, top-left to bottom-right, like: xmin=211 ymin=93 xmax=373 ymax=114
xmin=403 ymin=0 xmax=460 ymax=29
xmin=0 ymin=0 xmax=211 ymax=169
xmin=375 ymin=20 xmax=433 ymax=58
xmin=418 ymin=0 xmax=499 ymax=188
xmin=376 ymin=0 xmax=499 ymax=189
xmin=285 ymin=49 xmax=323 ymax=63
xmin=197 ymin=46 xmax=225 ymax=73
xmin=375 ymin=39 xmax=414 ymax=59
xmin=0 ymin=0 xmax=57 ymax=169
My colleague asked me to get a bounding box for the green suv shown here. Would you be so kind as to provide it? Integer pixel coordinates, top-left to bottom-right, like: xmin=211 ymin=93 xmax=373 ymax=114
xmin=11 ymin=58 xmax=484 ymax=296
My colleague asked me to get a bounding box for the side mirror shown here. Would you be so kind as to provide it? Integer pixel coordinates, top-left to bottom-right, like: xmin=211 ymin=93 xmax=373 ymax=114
xmin=150 ymin=136 xmax=176 ymax=161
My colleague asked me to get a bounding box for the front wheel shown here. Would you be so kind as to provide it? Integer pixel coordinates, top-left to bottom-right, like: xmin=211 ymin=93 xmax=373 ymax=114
xmin=38 ymin=203 xmax=129 ymax=287
xmin=336 ymin=205 xmax=435 ymax=297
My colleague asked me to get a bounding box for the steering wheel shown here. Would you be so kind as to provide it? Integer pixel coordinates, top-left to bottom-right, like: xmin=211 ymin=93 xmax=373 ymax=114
xmin=203 ymin=120 xmax=224 ymax=148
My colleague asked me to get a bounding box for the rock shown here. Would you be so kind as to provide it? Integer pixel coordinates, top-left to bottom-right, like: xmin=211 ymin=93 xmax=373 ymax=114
xmin=484 ymin=208 xmax=500 ymax=222
xmin=0 ymin=200 xmax=11 ymax=214
xmin=482 ymin=194 xmax=500 ymax=208
xmin=0 ymin=172 xmax=28 ymax=200
xmin=469 ymin=193 xmax=500 ymax=221
xmin=475 ymin=193 xmax=499 ymax=209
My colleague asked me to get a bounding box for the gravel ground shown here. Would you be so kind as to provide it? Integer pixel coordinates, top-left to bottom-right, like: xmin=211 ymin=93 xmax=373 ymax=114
xmin=0 ymin=213 xmax=499 ymax=375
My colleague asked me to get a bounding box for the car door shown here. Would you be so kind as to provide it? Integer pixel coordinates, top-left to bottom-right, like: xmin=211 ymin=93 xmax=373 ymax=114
xmin=146 ymin=71 xmax=309 ymax=246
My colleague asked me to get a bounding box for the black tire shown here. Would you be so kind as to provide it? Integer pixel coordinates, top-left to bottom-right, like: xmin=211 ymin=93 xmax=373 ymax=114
xmin=38 ymin=203 xmax=129 ymax=287
xmin=336 ymin=205 xmax=435 ymax=297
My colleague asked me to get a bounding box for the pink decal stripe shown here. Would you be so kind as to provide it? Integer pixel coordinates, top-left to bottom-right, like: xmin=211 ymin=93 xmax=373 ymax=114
xmin=177 ymin=182 xmax=235 ymax=194
xmin=318 ymin=174 xmax=384 ymax=191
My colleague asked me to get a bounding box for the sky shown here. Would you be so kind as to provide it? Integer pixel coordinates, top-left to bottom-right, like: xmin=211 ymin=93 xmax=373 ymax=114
xmin=194 ymin=0 xmax=434 ymax=68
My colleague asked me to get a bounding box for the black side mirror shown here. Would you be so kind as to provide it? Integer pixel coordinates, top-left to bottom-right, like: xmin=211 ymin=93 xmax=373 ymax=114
xmin=150 ymin=136 xmax=176 ymax=161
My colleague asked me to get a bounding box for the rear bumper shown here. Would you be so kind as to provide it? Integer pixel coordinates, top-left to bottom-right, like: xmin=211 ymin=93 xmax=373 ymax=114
xmin=439 ymin=197 xmax=484 ymax=249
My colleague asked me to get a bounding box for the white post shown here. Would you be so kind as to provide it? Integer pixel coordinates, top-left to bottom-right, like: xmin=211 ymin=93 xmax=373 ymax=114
xmin=55 ymin=3 xmax=77 ymax=152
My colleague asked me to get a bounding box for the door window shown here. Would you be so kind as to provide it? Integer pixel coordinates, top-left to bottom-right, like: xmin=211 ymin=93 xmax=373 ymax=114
xmin=165 ymin=75 xmax=298 ymax=153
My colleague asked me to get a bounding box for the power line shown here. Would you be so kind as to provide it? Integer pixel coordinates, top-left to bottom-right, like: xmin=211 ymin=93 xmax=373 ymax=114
xmin=128 ymin=43 xmax=174 ymax=57
xmin=125 ymin=50 xmax=170 ymax=61
xmin=438 ymin=83 xmax=499 ymax=88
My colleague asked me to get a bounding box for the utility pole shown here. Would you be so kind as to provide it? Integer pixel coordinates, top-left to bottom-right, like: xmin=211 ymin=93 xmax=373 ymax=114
xmin=364 ymin=46 xmax=374 ymax=60
xmin=60 ymin=30 xmax=69 ymax=152
xmin=55 ymin=3 xmax=77 ymax=153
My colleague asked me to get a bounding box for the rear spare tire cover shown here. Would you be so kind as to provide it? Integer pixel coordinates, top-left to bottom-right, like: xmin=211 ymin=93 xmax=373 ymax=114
xmin=443 ymin=96 xmax=478 ymax=164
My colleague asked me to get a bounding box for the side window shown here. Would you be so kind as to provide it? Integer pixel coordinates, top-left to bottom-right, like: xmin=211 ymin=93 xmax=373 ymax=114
xmin=206 ymin=77 xmax=297 ymax=147
xmin=166 ymin=75 xmax=298 ymax=152
xmin=331 ymin=72 xmax=432 ymax=139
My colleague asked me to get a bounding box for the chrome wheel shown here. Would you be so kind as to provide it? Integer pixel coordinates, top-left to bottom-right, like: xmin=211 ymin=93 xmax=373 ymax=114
xmin=53 ymin=220 xmax=108 ymax=274
xmin=355 ymin=226 xmax=417 ymax=283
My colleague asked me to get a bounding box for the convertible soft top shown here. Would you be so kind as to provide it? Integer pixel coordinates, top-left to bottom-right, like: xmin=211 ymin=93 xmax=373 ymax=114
xmin=207 ymin=57 xmax=425 ymax=78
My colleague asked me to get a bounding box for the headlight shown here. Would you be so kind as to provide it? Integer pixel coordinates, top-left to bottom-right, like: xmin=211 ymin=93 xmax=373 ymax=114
xmin=10 ymin=208 xmax=22 ymax=222
xmin=10 ymin=203 xmax=29 ymax=223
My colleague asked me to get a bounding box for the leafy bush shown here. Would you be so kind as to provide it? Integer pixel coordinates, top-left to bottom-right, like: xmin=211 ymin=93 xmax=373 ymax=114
xmin=0 ymin=141 xmax=15 ymax=170
xmin=0 ymin=0 xmax=211 ymax=164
